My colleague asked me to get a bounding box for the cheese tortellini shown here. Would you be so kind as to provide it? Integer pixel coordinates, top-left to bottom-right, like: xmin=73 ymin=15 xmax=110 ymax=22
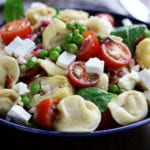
xmin=96 ymin=72 xmax=109 ymax=91
xmin=135 ymin=38 xmax=150 ymax=68
xmin=26 ymin=5 xmax=56 ymax=27
xmin=0 ymin=55 xmax=20 ymax=88
xmin=42 ymin=18 xmax=67 ymax=49
xmin=60 ymin=9 xmax=89 ymax=22
xmin=54 ymin=95 xmax=101 ymax=132
xmin=0 ymin=89 xmax=22 ymax=117
xmin=29 ymin=75 xmax=74 ymax=107
xmin=85 ymin=16 xmax=113 ymax=35
xmin=108 ymin=90 xmax=148 ymax=125
xmin=37 ymin=59 xmax=68 ymax=76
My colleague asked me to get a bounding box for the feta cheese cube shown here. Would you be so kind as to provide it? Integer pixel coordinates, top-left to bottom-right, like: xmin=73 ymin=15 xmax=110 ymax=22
xmin=7 ymin=104 xmax=31 ymax=124
xmin=85 ymin=57 xmax=104 ymax=74
xmin=13 ymin=82 xmax=29 ymax=95
xmin=139 ymin=69 xmax=150 ymax=90
xmin=118 ymin=70 xmax=139 ymax=90
xmin=4 ymin=36 xmax=35 ymax=58
xmin=56 ymin=51 xmax=76 ymax=69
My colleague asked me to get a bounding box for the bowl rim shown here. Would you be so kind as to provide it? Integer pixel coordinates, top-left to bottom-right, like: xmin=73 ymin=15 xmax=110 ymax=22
xmin=0 ymin=117 xmax=150 ymax=137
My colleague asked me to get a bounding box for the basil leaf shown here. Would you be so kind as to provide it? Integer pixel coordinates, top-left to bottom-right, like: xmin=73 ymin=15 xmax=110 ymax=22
xmin=77 ymin=87 xmax=117 ymax=112
xmin=111 ymin=24 xmax=147 ymax=55
xmin=3 ymin=0 xmax=24 ymax=23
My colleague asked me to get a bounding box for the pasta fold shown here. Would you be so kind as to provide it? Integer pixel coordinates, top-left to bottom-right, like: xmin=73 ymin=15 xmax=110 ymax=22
xmin=55 ymin=95 xmax=101 ymax=132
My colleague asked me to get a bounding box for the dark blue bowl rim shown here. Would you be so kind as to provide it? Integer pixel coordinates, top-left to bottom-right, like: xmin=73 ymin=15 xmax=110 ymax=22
xmin=0 ymin=117 xmax=150 ymax=137
xmin=0 ymin=7 xmax=150 ymax=137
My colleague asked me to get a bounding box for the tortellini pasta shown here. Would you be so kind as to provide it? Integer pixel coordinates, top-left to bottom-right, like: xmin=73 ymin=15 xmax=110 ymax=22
xmin=54 ymin=95 xmax=101 ymax=132
xmin=0 ymin=89 xmax=22 ymax=117
xmin=0 ymin=55 xmax=20 ymax=88
xmin=96 ymin=72 xmax=109 ymax=91
xmin=29 ymin=75 xmax=74 ymax=107
xmin=108 ymin=90 xmax=148 ymax=125
xmin=135 ymin=38 xmax=150 ymax=68
xmin=42 ymin=18 xmax=67 ymax=49
xmin=37 ymin=59 xmax=68 ymax=76
xmin=60 ymin=9 xmax=89 ymax=22
xmin=26 ymin=5 xmax=56 ymax=27
xmin=85 ymin=16 xmax=112 ymax=35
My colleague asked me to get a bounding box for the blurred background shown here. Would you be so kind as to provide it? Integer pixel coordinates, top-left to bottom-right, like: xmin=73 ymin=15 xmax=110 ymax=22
xmin=0 ymin=0 xmax=150 ymax=22
xmin=23 ymin=0 xmax=150 ymax=15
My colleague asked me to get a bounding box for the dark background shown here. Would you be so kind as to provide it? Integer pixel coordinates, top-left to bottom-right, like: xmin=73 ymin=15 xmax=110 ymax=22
xmin=1 ymin=123 xmax=150 ymax=150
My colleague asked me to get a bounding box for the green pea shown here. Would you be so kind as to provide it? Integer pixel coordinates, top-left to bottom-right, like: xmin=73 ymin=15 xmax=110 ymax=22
xmin=77 ymin=25 xmax=87 ymax=34
xmin=108 ymin=84 xmax=120 ymax=94
xmin=143 ymin=29 xmax=150 ymax=38
xmin=65 ymin=32 xmax=73 ymax=43
xmin=51 ymin=46 xmax=62 ymax=53
xmin=66 ymin=43 xmax=78 ymax=54
xmin=30 ymin=82 xmax=41 ymax=95
xmin=66 ymin=22 xmax=75 ymax=30
xmin=61 ymin=42 xmax=68 ymax=51
xmin=39 ymin=50 xmax=49 ymax=59
xmin=49 ymin=50 xmax=59 ymax=61
xmin=73 ymin=29 xmax=80 ymax=35
xmin=75 ymin=21 xmax=83 ymax=28
xmin=27 ymin=57 xmax=38 ymax=69
xmin=21 ymin=95 xmax=30 ymax=107
xmin=19 ymin=64 xmax=28 ymax=73
xmin=72 ymin=34 xmax=83 ymax=44
xmin=117 ymin=88 xmax=126 ymax=94
xmin=97 ymin=34 xmax=104 ymax=40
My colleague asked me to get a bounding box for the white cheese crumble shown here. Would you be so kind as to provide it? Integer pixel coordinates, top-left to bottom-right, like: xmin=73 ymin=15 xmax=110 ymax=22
xmin=56 ymin=51 xmax=76 ymax=69
xmin=85 ymin=57 xmax=104 ymax=74
xmin=4 ymin=36 xmax=35 ymax=58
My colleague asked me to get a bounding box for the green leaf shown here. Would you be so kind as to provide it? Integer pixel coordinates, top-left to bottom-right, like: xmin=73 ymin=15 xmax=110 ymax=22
xmin=3 ymin=0 xmax=24 ymax=23
xmin=111 ymin=24 xmax=147 ymax=55
xmin=77 ymin=87 xmax=117 ymax=112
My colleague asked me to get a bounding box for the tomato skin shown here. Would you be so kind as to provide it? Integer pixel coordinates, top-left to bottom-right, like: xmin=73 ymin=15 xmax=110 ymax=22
xmin=98 ymin=37 xmax=131 ymax=70
xmin=0 ymin=19 xmax=32 ymax=45
xmin=68 ymin=61 xmax=99 ymax=87
xmin=76 ymin=30 xmax=100 ymax=61
xmin=34 ymin=99 xmax=59 ymax=129
xmin=96 ymin=13 xmax=115 ymax=26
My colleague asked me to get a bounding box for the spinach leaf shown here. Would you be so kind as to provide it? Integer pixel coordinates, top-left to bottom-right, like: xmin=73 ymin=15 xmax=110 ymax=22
xmin=111 ymin=24 xmax=147 ymax=55
xmin=77 ymin=87 xmax=117 ymax=112
xmin=3 ymin=0 xmax=24 ymax=23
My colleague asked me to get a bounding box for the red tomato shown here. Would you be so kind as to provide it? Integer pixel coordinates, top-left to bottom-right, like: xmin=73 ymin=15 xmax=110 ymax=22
xmin=97 ymin=109 xmax=117 ymax=130
xmin=34 ymin=98 xmax=59 ymax=129
xmin=0 ymin=19 xmax=32 ymax=45
xmin=76 ymin=30 xmax=100 ymax=61
xmin=96 ymin=13 xmax=115 ymax=26
xmin=98 ymin=37 xmax=131 ymax=70
xmin=68 ymin=61 xmax=99 ymax=87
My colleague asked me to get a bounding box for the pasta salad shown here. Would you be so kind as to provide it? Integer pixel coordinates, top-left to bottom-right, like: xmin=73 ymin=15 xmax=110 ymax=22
xmin=0 ymin=2 xmax=150 ymax=132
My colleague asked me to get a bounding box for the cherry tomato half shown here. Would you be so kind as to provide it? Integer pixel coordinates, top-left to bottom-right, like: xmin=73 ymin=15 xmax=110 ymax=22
xmin=98 ymin=37 xmax=131 ymax=70
xmin=68 ymin=61 xmax=99 ymax=87
xmin=76 ymin=30 xmax=100 ymax=61
xmin=96 ymin=13 xmax=115 ymax=26
xmin=34 ymin=98 xmax=59 ymax=129
xmin=0 ymin=19 xmax=32 ymax=45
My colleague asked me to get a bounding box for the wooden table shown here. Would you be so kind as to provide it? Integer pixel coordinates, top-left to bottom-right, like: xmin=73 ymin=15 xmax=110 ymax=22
xmin=0 ymin=123 xmax=150 ymax=150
